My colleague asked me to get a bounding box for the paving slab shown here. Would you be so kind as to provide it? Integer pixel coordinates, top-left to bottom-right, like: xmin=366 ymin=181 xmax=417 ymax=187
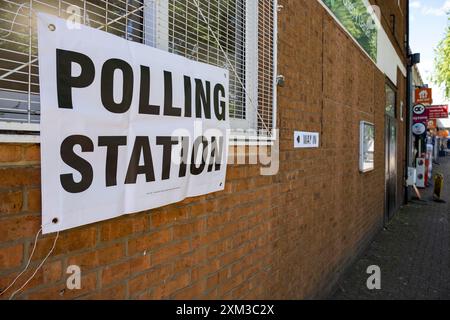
xmin=330 ymin=157 xmax=450 ymax=300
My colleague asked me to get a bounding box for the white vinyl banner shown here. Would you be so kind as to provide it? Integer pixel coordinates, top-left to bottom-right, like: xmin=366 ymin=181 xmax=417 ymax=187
xmin=38 ymin=14 xmax=230 ymax=234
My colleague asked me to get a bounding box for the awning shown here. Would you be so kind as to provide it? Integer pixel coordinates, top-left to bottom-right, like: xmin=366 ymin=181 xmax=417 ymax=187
xmin=437 ymin=119 xmax=450 ymax=129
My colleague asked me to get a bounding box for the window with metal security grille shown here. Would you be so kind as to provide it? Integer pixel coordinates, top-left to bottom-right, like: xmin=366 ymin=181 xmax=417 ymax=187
xmin=0 ymin=0 xmax=277 ymax=138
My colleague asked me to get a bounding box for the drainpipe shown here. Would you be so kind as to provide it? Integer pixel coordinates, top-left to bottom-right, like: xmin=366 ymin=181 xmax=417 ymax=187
xmin=405 ymin=0 xmax=412 ymax=204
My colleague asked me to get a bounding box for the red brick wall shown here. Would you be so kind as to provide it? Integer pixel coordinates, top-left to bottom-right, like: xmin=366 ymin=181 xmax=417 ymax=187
xmin=0 ymin=0 xmax=407 ymax=299
xmin=371 ymin=0 xmax=408 ymax=59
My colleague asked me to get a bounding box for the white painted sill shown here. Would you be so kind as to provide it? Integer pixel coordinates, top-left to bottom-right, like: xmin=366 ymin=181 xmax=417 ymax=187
xmin=0 ymin=122 xmax=276 ymax=146
xmin=0 ymin=122 xmax=40 ymax=144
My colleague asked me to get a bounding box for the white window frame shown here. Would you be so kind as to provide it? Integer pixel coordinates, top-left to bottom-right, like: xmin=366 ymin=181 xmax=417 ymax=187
xmin=359 ymin=121 xmax=375 ymax=173
xmin=0 ymin=122 xmax=40 ymax=143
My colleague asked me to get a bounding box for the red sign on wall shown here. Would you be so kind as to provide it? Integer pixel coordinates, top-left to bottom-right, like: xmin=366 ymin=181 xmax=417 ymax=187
xmin=415 ymin=88 xmax=433 ymax=104
xmin=427 ymin=105 xmax=449 ymax=119
xmin=412 ymin=104 xmax=427 ymax=124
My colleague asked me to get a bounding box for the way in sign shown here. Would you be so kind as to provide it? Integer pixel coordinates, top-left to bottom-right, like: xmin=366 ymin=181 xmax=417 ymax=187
xmin=300 ymin=134 xmax=317 ymax=145
xmin=294 ymin=131 xmax=320 ymax=149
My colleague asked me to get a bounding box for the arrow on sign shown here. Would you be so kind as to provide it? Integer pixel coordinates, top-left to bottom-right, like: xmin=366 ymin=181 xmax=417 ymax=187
xmin=294 ymin=131 xmax=320 ymax=149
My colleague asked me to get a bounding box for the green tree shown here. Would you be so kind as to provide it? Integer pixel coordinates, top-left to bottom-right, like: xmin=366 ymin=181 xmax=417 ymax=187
xmin=434 ymin=22 xmax=450 ymax=99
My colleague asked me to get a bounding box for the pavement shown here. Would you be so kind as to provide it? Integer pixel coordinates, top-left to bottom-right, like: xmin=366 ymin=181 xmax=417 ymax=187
xmin=330 ymin=157 xmax=450 ymax=300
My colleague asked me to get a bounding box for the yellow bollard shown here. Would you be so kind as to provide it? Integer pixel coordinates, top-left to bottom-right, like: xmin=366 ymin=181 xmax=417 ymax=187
xmin=433 ymin=173 xmax=445 ymax=202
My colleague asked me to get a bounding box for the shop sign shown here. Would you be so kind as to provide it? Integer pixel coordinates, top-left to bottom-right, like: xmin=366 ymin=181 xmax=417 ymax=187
xmin=413 ymin=104 xmax=426 ymax=115
xmin=38 ymin=14 xmax=230 ymax=233
xmin=415 ymin=88 xmax=433 ymax=105
xmin=413 ymin=104 xmax=427 ymax=124
xmin=413 ymin=104 xmax=448 ymax=122
xmin=427 ymin=105 xmax=449 ymax=120
xmin=412 ymin=123 xmax=427 ymax=136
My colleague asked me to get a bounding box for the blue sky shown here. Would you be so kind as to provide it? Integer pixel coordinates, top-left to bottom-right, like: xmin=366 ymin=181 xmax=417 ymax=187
xmin=410 ymin=0 xmax=450 ymax=104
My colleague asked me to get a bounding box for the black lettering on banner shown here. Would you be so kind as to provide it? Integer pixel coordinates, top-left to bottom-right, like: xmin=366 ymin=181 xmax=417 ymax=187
xmin=208 ymin=136 xmax=224 ymax=172
xmin=156 ymin=137 xmax=179 ymax=180
xmin=98 ymin=136 xmax=127 ymax=187
xmin=56 ymin=49 xmax=95 ymax=109
xmin=163 ymin=71 xmax=182 ymax=117
xmin=179 ymin=137 xmax=190 ymax=178
xmin=139 ymin=66 xmax=160 ymax=115
xmin=101 ymin=59 xmax=134 ymax=114
xmin=195 ymin=79 xmax=211 ymax=119
xmin=191 ymin=136 xmax=208 ymax=176
xmin=125 ymin=137 xmax=155 ymax=184
xmin=214 ymin=84 xmax=226 ymax=121
xmin=60 ymin=135 xmax=94 ymax=193
xmin=184 ymin=76 xmax=192 ymax=117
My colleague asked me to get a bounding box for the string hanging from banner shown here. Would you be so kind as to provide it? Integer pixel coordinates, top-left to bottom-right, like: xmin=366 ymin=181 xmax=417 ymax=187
xmin=0 ymin=224 xmax=59 ymax=300
xmin=9 ymin=230 xmax=59 ymax=300
xmin=0 ymin=226 xmax=43 ymax=298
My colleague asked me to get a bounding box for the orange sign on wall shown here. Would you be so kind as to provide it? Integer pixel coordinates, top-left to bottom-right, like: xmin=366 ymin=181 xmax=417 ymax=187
xmin=427 ymin=119 xmax=437 ymax=129
xmin=415 ymin=88 xmax=433 ymax=104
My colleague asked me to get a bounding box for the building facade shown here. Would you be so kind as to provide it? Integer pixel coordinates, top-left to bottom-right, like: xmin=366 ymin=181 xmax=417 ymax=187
xmin=0 ymin=0 xmax=408 ymax=299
